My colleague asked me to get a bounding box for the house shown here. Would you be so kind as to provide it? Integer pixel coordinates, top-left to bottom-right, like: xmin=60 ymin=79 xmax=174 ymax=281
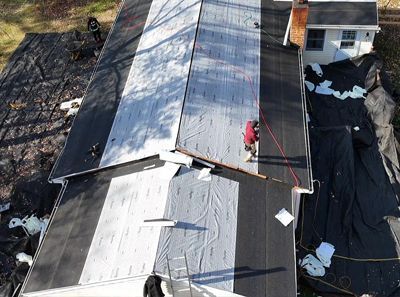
xmin=19 ymin=0 xmax=313 ymax=296
xmin=287 ymin=0 xmax=379 ymax=65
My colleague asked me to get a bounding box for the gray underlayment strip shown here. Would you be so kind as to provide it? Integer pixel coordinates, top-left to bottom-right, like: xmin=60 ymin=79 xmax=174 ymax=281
xmin=155 ymin=167 xmax=239 ymax=292
xmin=178 ymin=0 xmax=260 ymax=174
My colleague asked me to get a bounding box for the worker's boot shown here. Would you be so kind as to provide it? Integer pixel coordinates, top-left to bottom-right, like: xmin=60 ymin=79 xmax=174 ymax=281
xmin=244 ymin=152 xmax=253 ymax=162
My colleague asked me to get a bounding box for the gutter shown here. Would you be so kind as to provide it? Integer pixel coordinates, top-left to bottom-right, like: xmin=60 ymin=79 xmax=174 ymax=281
xmin=297 ymin=48 xmax=314 ymax=195
xmin=19 ymin=180 xmax=69 ymax=297
xmin=307 ymin=24 xmax=380 ymax=31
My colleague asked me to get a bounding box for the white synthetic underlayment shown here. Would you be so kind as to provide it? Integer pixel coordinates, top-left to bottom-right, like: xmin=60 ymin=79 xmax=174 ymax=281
xmin=177 ymin=0 xmax=260 ymax=174
xmin=79 ymin=165 xmax=175 ymax=284
xmin=155 ymin=168 xmax=239 ymax=292
xmin=100 ymin=0 xmax=202 ymax=167
xmin=78 ymin=165 xmax=239 ymax=291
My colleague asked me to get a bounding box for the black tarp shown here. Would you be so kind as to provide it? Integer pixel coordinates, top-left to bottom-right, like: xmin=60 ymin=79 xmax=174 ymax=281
xmin=298 ymin=54 xmax=400 ymax=296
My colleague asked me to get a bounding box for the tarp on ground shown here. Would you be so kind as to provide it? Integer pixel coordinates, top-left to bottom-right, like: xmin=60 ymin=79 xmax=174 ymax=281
xmin=298 ymin=54 xmax=400 ymax=296
xmin=177 ymin=0 xmax=260 ymax=174
xmin=99 ymin=0 xmax=202 ymax=167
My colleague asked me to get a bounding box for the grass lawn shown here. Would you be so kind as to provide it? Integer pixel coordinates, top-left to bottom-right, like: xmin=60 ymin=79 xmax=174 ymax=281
xmin=0 ymin=0 xmax=120 ymax=71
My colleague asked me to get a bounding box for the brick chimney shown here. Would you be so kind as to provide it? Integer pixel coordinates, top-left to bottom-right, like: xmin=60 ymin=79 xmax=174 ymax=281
xmin=290 ymin=0 xmax=309 ymax=48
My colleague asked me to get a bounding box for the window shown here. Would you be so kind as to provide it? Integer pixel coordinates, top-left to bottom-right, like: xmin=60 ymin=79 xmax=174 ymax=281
xmin=306 ymin=29 xmax=325 ymax=51
xmin=340 ymin=30 xmax=357 ymax=49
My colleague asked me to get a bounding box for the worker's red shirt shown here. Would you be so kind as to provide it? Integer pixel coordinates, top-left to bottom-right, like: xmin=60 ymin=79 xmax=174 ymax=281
xmin=244 ymin=121 xmax=259 ymax=144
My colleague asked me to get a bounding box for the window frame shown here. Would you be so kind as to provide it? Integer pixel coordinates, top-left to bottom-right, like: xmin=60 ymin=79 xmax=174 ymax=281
xmin=305 ymin=29 xmax=326 ymax=51
xmin=340 ymin=30 xmax=357 ymax=49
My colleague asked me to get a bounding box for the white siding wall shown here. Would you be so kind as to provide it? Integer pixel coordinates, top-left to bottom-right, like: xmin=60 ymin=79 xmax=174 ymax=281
xmin=302 ymin=28 xmax=375 ymax=66
xmin=359 ymin=30 xmax=375 ymax=55
xmin=303 ymin=29 xmax=339 ymax=66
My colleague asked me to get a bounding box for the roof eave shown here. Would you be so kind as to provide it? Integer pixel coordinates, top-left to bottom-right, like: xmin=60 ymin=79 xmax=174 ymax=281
xmin=306 ymin=24 xmax=380 ymax=30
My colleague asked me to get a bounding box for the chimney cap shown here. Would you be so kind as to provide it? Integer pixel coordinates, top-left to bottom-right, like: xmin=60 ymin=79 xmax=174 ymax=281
xmin=293 ymin=0 xmax=308 ymax=7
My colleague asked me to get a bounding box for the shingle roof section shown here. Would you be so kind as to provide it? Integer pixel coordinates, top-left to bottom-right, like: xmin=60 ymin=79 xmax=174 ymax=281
xmin=308 ymin=2 xmax=378 ymax=26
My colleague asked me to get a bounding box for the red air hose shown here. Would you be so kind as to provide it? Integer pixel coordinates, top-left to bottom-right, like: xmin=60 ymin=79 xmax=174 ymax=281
xmin=195 ymin=43 xmax=300 ymax=187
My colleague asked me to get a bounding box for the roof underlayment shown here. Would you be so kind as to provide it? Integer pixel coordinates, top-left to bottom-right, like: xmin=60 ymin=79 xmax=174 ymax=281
xmin=22 ymin=159 xmax=297 ymax=297
xmin=78 ymin=164 xmax=239 ymax=292
xmin=100 ymin=0 xmax=202 ymax=167
xmin=49 ymin=0 xmax=311 ymax=190
xmin=79 ymin=165 xmax=176 ymax=284
xmin=155 ymin=167 xmax=239 ymax=291
xmin=177 ymin=0 xmax=260 ymax=174
xmin=50 ymin=0 xmax=153 ymax=178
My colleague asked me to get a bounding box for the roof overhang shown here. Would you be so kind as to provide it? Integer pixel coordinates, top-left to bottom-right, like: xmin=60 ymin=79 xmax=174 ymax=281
xmin=306 ymin=24 xmax=380 ymax=31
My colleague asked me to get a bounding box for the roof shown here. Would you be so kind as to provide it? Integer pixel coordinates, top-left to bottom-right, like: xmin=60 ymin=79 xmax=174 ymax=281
xmin=308 ymin=1 xmax=378 ymax=27
xmin=260 ymin=0 xmax=312 ymax=189
xmin=50 ymin=0 xmax=312 ymax=190
xmin=20 ymin=0 xmax=312 ymax=296
xmin=22 ymin=159 xmax=297 ymax=297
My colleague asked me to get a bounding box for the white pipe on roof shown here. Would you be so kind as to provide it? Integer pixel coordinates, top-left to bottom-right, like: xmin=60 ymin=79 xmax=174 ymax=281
xmin=283 ymin=10 xmax=293 ymax=46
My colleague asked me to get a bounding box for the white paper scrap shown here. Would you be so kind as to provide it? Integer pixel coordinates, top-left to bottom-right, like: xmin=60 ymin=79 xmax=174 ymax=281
xmin=16 ymin=252 xmax=33 ymax=266
xmin=305 ymin=80 xmax=315 ymax=92
xmin=316 ymin=242 xmax=335 ymax=268
xmin=301 ymin=254 xmax=325 ymax=277
xmin=60 ymin=98 xmax=83 ymax=111
xmin=316 ymin=86 xmax=335 ymax=95
xmin=319 ymin=80 xmax=332 ymax=88
xmin=198 ymin=168 xmax=212 ymax=181
xmin=310 ymin=63 xmax=323 ymax=77
xmin=159 ymin=150 xmax=193 ymax=167
xmin=160 ymin=162 xmax=181 ymax=180
xmin=333 ymin=90 xmax=351 ymax=100
xmin=275 ymin=208 xmax=294 ymax=226
xmin=350 ymin=85 xmax=367 ymax=99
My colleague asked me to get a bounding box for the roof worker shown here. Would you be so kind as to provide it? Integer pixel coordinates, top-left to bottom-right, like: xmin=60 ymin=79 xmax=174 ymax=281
xmin=87 ymin=17 xmax=102 ymax=43
xmin=243 ymin=120 xmax=259 ymax=162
